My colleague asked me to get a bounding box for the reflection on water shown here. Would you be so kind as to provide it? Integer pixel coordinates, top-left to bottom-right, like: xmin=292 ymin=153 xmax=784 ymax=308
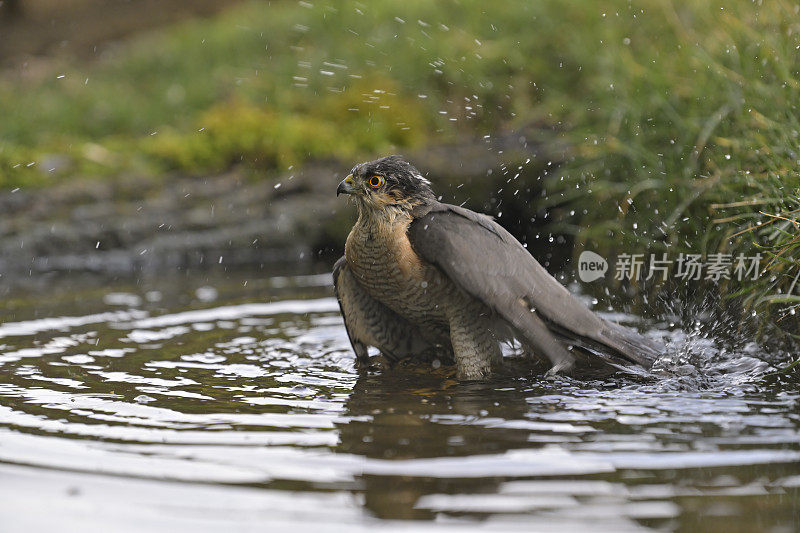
xmin=0 ymin=270 xmax=798 ymax=531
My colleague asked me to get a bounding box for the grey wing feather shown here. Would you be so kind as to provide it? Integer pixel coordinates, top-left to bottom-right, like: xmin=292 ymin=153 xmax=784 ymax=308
xmin=407 ymin=203 xmax=662 ymax=368
xmin=333 ymin=257 xmax=371 ymax=365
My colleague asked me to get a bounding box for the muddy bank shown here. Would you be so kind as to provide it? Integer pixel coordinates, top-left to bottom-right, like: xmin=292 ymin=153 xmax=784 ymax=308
xmin=0 ymin=129 xmax=563 ymax=284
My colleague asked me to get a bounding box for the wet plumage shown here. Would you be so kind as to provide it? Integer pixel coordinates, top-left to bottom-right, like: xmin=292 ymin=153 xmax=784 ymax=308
xmin=334 ymin=155 xmax=662 ymax=380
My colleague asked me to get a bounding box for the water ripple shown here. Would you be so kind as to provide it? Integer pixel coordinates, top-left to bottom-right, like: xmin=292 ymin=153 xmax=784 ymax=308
xmin=0 ymin=273 xmax=797 ymax=530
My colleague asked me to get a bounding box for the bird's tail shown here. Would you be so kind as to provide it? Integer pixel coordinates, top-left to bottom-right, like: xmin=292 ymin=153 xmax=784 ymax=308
xmin=546 ymin=319 xmax=662 ymax=371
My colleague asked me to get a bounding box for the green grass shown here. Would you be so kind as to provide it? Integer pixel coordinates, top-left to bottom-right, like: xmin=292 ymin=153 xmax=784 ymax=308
xmin=541 ymin=0 xmax=800 ymax=335
xmin=0 ymin=0 xmax=798 ymax=333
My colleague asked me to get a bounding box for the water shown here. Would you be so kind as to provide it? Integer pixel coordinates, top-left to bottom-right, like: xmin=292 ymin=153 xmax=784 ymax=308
xmin=0 ymin=270 xmax=798 ymax=532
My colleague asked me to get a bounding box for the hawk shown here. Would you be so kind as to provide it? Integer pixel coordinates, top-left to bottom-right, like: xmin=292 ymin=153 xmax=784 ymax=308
xmin=333 ymin=155 xmax=662 ymax=380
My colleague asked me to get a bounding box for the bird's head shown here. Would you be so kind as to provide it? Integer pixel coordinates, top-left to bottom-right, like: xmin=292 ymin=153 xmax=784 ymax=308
xmin=337 ymin=155 xmax=435 ymax=215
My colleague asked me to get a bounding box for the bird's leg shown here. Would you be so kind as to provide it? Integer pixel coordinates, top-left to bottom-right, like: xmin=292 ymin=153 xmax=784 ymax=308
xmin=448 ymin=311 xmax=502 ymax=380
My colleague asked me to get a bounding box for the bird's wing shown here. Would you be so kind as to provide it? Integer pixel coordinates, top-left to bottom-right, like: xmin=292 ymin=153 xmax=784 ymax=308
xmin=333 ymin=257 xmax=371 ymax=365
xmin=333 ymin=256 xmax=432 ymax=365
xmin=407 ymin=203 xmax=661 ymax=368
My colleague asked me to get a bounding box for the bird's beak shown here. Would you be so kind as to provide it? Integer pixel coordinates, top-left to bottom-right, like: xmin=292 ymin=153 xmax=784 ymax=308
xmin=337 ymin=174 xmax=357 ymax=196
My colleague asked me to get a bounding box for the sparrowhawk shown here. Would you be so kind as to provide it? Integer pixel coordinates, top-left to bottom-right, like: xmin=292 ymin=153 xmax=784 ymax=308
xmin=333 ymin=155 xmax=662 ymax=380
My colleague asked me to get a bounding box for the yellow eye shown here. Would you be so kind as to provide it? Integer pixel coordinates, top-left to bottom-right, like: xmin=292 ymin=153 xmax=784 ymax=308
xmin=368 ymin=175 xmax=384 ymax=188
